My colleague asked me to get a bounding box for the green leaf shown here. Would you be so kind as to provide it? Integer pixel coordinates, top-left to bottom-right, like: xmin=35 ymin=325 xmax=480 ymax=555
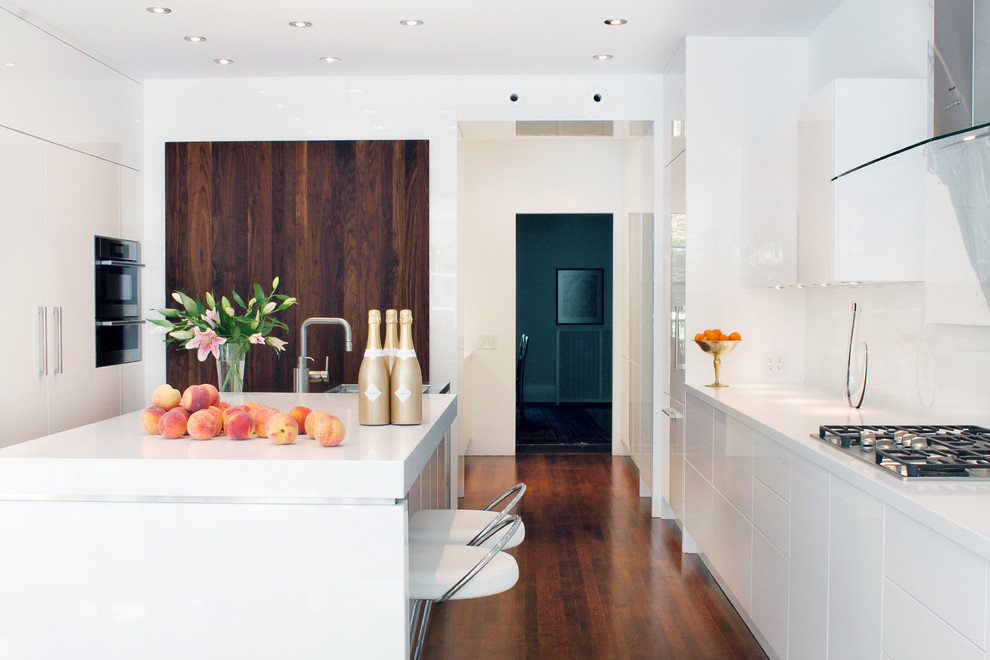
xmin=148 ymin=318 xmax=174 ymax=329
xmin=232 ymin=290 xmax=246 ymax=309
xmin=253 ymin=283 xmax=265 ymax=306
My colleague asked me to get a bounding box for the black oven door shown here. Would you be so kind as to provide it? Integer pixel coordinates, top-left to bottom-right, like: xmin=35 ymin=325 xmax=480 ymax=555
xmin=95 ymin=320 xmax=143 ymax=368
xmin=95 ymin=260 xmax=142 ymax=320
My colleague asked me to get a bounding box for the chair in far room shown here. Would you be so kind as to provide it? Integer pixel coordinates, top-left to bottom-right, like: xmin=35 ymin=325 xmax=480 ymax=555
xmin=516 ymin=334 xmax=529 ymax=420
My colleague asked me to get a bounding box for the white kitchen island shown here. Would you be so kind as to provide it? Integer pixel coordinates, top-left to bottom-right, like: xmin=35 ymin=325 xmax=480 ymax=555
xmin=0 ymin=392 xmax=456 ymax=660
xmin=675 ymin=383 xmax=990 ymax=660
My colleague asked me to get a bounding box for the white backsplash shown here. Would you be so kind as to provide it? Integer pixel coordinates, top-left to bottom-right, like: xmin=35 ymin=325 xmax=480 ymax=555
xmin=806 ymin=283 xmax=990 ymax=415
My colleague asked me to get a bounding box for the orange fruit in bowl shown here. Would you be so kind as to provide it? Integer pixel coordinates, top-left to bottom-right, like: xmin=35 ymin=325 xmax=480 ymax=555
xmin=729 ymin=331 xmax=741 ymax=340
xmin=694 ymin=333 xmax=705 ymax=341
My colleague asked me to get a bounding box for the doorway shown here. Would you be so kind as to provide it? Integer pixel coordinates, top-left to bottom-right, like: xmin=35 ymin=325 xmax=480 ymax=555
xmin=515 ymin=213 xmax=613 ymax=453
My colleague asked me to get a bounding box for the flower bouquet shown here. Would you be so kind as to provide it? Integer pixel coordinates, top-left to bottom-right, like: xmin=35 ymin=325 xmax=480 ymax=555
xmin=150 ymin=277 xmax=298 ymax=392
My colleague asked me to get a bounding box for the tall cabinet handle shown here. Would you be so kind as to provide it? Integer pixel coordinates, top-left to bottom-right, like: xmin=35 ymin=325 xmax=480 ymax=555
xmin=38 ymin=306 xmax=48 ymax=376
xmin=54 ymin=306 xmax=63 ymax=375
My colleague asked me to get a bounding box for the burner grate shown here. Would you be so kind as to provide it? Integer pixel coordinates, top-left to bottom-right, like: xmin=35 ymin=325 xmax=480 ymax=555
xmin=816 ymin=424 xmax=990 ymax=479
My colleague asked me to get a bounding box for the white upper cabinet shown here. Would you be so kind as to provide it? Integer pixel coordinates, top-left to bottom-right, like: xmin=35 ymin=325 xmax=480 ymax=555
xmin=743 ymin=79 xmax=928 ymax=287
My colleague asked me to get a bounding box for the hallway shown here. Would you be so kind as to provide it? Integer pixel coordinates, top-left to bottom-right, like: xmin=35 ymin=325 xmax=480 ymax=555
xmin=423 ymin=454 xmax=769 ymax=659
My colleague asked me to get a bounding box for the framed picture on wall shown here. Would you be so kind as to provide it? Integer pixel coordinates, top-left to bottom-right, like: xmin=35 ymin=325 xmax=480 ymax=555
xmin=556 ymin=268 xmax=604 ymax=325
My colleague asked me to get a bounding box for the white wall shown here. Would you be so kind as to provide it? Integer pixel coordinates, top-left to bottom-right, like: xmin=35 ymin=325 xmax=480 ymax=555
xmin=684 ymin=37 xmax=809 ymax=387
xmin=460 ymin=137 xmax=625 ymax=456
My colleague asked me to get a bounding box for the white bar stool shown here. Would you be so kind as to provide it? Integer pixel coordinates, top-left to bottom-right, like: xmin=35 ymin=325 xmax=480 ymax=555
xmin=408 ymin=515 xmax=522 ymax=660
xmin=409 ymin=483 xmax=526 ymax=548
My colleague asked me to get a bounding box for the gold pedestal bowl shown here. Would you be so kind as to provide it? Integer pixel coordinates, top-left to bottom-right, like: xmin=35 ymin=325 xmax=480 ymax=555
xmin=694 ymin=340 xmax=740 ymax=388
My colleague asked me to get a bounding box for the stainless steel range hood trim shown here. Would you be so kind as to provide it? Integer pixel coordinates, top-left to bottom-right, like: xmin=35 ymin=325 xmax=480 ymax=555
xmin=831 ymin=119 xmax=990 ymax=181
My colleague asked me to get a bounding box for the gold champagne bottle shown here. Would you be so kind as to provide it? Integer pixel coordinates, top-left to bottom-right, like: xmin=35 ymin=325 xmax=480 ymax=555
xmin=358 ymin=310 xmax=390 ymax=425
xmin=383 ymin=309 xmax=399 ymax=374
xmin=390 ymin=309 xmax=423 ymax=425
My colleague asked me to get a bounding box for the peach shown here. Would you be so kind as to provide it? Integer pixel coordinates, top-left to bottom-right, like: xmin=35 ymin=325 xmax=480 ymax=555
xmin=206 ymin=406 xmax=224 ymax=434
xmin=314 ymin=414 xmax=345 ymax=447
xmin=289 ymin=406 xmax=312 ymax=433
xmin=158 ymin=408 xmax=188 ymax=439
xmin=151 ymin=384 xmax=181 ymax=411
xmin=202 ymin=383 xmax=221 ymax=407
xmin=254 ymin=407 xmax=278 ymax=437
xmin=224 ymin=410 xmax=254 ymax=440
xmin=266 ymin=413 xmax=299 ymax=445
xmin=223 ymin=404 xmax=250 ymax=425
xmin=180 ymin=385 xmax=210 ymax=413
xmin=187 ymin=410 xmax=219 ymax=440
xmin=141 ymin=406 xmax=167 ymax=434
xmin=216 ymin=401 xmax=231 ymax=412
xmin=305 ymin=409 xmax=331 ymax=437
xmin=243 ymin=401 xmax=264 ymax=418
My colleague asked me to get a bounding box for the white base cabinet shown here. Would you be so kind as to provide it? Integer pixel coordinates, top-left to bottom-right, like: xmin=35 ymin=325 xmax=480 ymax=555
xmin=679 ymin=391 xmax=990 ymax=660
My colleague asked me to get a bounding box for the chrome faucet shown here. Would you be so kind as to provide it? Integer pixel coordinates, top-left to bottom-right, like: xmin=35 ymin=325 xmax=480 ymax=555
xmin=293 ymin=317 xmax=354 ymax=393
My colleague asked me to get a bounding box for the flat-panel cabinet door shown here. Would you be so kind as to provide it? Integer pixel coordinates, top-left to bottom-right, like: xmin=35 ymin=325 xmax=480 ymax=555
xmin=0 ymin=132 xmax=48 ymax=446
xmin=45 ymin=145 xmax=120 ymax=433
xmin=666 ymin=396 xmax=685 ymax=520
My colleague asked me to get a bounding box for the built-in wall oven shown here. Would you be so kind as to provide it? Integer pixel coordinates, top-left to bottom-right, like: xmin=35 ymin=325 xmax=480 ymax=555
xmin=94 ymin=236 xmax=144 ymax=367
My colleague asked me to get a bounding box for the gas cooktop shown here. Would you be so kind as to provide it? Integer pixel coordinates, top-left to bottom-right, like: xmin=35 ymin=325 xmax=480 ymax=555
xmin=814 ymin=425 xmax=990 ymax=480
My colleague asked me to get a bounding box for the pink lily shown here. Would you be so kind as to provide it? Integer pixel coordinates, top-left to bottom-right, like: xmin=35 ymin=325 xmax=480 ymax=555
xmin=266 ymin=336 xmax=288 ymax=353
xmin=201 ymin=308 xmax=221 ymax=328
xmin=249 ymin=333 xmax=266 ymax=345
xmin=186 ymin=327 xmax=226 ymax=361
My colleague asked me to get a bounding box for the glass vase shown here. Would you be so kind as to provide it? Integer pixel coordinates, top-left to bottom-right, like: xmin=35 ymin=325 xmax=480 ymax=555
xmin=215 ymin=342 xmax=246 ymax=394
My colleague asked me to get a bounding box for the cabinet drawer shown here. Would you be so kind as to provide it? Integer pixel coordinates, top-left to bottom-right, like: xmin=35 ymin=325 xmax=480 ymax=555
xmin=753 ymin=431 xmax=790 ymax=501
xmin=753 ymin=478 xmax=789 ymax=556
xmin=882 ymin=579 xmax=983 ymax=660
xmin=884 ymin=508 xmax=987 ymax=649
xmin=713 ymin=412 xmax=754 ymax=520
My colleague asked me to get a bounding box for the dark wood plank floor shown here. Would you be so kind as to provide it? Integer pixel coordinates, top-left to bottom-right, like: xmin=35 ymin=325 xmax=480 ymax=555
xmin=423 ymin=454 xmax=769 ymax=660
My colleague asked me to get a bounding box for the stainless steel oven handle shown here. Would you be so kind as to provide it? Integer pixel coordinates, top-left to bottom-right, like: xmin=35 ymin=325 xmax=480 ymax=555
xmin=95 ymin=259 xmax=146 ymax=267
xmin=38 ymin=306 xmax=47 ymax=376
xmin=96 ymin=319 xmax=147 ymax=326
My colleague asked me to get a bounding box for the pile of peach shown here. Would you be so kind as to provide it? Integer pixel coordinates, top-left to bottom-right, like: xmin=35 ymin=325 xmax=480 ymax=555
xmin=694 ymin=329 xmax=741 ymax=341
xmin=141 ymin=384 xmax=345 ymax=447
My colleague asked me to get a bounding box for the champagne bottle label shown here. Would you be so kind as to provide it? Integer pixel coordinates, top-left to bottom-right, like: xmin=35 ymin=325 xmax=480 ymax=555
xmin=364 ymin=383 xmax=382 ymax=401
xmin=396 ymin=349 xmax=417 ymax=358
xmin=364 ymin=348 xmax=385 ymax=358
xmin=395 ymin=384 xmax=412 ymax=402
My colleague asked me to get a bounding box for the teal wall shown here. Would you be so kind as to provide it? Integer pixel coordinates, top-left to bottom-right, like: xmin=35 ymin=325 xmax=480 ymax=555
xmin=516 ymin=213 xmax=613 ymax=403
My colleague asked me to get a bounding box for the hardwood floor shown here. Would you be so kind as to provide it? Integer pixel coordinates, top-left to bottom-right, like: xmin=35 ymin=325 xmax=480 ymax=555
xmin=423 ymin=454 xmax=769 ymax=660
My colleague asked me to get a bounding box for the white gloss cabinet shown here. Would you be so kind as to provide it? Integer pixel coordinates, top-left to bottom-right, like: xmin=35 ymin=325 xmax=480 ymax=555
xmin=742 ymin=79 xmax=928 ymax=287
xmin=827 ymin=475 xmax=883 ymax=660
xmin=0 ymin=128 xmax=125 ymax=448
xmin=796 ymin=79 xmax=928 ymax=285
xmin=0 ymin=133 xmax=49 ymax=445
xmin=787 ymin=454 xmax=829 ymax=660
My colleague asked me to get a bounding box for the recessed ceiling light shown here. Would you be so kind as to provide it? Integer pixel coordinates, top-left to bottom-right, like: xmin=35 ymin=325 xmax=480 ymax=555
xmin=3 ymin=62 xmax=14 ymax=67
xmin=213 ymin=58 xmax=234 ymax=65
xmin=400 ymin=19 xmax=424 ymax=26
xmin=320 ymin=56 xmax=342 ymax=63
xmin=146 ymin=6 xmax=171 ymax=14
xmin=963 ymin=134 xmax=977 ymax=142
xmin=183 ymin=35 xmax=206 ymax=43
xmin=289 ymin=21 xmax=312 ymax=28
xmin=592 ymin=54 xmax=613 ymax=61
xmin=604 ymin=18 xmax=627 ymax=26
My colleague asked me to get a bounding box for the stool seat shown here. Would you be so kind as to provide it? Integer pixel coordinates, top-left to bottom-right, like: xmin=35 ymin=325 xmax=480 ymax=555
xmin=408 ymin=544 xmax=519 ymax=601
xmin=409 ymin=509 xmax=526 ymax=548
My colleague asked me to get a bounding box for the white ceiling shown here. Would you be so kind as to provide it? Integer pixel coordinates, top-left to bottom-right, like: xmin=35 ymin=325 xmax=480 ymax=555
xmin=2 ymin=0 xmax=846 ymax=79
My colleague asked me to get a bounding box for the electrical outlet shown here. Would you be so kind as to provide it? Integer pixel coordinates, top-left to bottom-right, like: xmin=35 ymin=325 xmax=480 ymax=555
xmin=478 ymin=335 xmax=497 ymax=350
xmin=765 ymin=352 xmax=787 ymax=375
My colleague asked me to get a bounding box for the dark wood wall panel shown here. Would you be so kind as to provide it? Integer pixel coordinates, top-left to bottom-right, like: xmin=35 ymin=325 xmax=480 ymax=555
xmin=164 ymin=140 xmax=430 ymax=392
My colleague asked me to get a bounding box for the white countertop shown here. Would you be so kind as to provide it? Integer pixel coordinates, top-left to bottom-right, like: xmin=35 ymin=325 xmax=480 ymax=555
xmin=686 ymin=382 xmax=990 ymax=559
xmin=0 ymin=392 xmax=456 ymax=502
